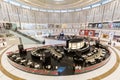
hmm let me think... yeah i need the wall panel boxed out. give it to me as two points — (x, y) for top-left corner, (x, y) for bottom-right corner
(7, 4), (19, 23)
(103, 1), (116, 22)
(79, 10), (87, 23)
(113, 0), (120, 21)
(18, 8), (29, 23)
(72, 12), (80, 23)
(48, 12), (61, 24)
(0, 2), (3, 21)
(1, 2), (9, 22)
(87, 8), (95, 23)
(27, 10), (35, 23)
(0, 1), (119, 24)
(61, 12), (73, 23)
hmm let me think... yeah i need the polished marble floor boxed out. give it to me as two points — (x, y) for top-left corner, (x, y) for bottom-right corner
(0, 38), (120, 80)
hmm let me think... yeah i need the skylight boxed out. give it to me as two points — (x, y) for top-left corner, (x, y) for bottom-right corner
(21, 5), (30, 9)
(9, 1), (21, 6)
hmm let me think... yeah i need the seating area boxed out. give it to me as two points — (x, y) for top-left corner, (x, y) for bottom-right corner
(85, 48), (107, 66)
(50, 46), (64, 61)
(7, 37), (111, 76)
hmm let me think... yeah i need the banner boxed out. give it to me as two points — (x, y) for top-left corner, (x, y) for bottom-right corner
(79, 30), (95, 37)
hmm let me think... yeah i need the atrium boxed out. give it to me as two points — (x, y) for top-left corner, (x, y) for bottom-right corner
(0, 0), (120, 80)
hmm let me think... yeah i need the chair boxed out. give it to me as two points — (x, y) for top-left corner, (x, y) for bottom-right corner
(20, 59), (27, 65)
(34, 63), (40, 69)
(15, 57), (21, 63)
(55, 66), (58, 70)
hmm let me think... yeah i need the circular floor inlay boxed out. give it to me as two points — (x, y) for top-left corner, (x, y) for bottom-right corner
(0, 45), (119, 80)
(7, 43), (111, 76)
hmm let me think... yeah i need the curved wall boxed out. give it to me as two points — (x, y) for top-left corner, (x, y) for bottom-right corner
(0, 0), (119, 24)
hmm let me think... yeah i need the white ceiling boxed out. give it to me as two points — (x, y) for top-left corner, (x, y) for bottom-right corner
(16, 0), (101, 9)
(28, 0), (81, 5)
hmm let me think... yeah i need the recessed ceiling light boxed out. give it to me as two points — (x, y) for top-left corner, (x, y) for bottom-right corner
(54, 0), (64, 1)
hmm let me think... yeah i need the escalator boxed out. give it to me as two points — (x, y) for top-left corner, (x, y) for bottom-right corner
(9, 30), (43, 44)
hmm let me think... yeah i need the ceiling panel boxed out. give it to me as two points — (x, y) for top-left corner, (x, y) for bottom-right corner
(16, 0), (101, 9)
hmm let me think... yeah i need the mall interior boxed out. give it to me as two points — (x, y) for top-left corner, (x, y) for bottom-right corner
(0, 0), (120, 80)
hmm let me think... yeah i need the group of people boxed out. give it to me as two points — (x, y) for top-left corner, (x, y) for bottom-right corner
(108, 40), (116, 46)
(0, 38), (7, 48)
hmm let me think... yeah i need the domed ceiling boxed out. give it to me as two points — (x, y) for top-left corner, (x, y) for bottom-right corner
(16, 0), (101, 9)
